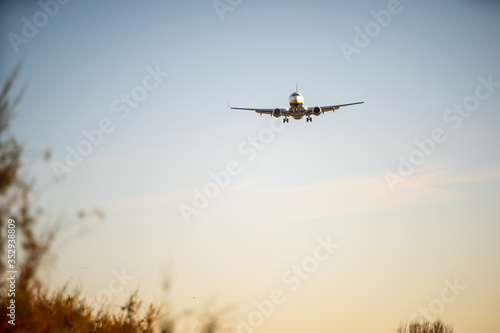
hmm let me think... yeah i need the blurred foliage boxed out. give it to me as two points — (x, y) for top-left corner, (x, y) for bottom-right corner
(396, 319), (454, 333)
(0, 68), (230, 332)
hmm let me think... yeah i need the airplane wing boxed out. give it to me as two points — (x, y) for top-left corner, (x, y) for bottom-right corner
(229, 106), (289, 116)
(313, 100), (366, 113)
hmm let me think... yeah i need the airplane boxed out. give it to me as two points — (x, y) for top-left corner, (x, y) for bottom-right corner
(229, 84), (365, 123)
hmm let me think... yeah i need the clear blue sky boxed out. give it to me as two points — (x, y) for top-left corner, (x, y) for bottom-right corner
(1, 0), (499, 332)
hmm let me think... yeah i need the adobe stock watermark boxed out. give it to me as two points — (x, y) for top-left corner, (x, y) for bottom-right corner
(339, 0), (404, 64)
(51, 64), (168, 180)
(82, 267), (136, 305)
(178, 117), (286, 224)
(385, 74), (499, 192)
(235, 235), (340, 333)
(408, 277), (467, 322)
(7, 0), (71, 54)
(213, 0), (243, 21)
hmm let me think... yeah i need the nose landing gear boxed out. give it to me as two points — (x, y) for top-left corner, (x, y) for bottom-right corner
(306, 116), (312, 122)
(283, 118), (289, 123)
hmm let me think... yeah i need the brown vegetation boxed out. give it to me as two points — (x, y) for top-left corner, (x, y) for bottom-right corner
(396, 319), (454, 333)
(0, 68), (227, 333)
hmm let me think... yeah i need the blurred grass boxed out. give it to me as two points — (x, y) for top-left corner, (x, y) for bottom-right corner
(0, 67), (228, 333)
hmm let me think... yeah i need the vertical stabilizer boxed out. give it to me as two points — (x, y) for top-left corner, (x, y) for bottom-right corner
(296, 83), (299, 92)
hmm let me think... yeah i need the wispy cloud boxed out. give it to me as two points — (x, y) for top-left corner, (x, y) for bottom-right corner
(68, 164), (500, 225)
(207, 166), (500, 222)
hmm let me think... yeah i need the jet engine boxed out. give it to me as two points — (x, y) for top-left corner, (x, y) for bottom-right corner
(273, 108), (281, 118)
(313, 106), (322, 116)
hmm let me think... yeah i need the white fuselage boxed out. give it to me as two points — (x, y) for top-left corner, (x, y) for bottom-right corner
(288, 92), (305, 119)
(289, 92), (304, 107)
